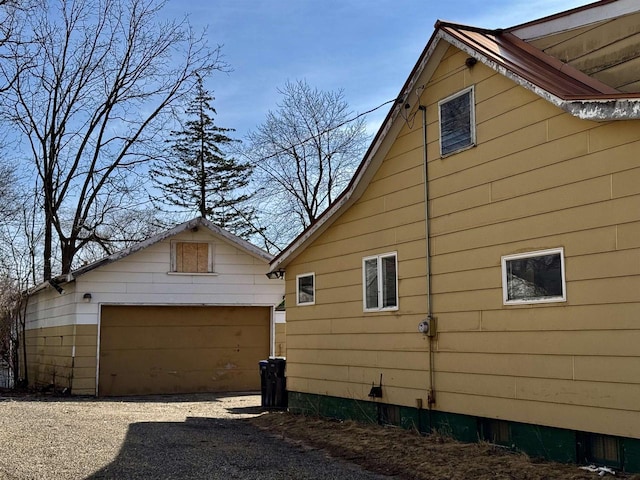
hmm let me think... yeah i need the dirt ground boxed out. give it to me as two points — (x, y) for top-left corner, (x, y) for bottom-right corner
(1, 388), (637, 479)
(251, 411), (640, 480)
(0, 391), (385, 479)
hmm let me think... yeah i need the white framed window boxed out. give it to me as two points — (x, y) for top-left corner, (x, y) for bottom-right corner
(501, 248), (566, 305)
(296, 272), (315, 306)
(170, 241), (215, 273)
(439, 86), (475, 156)
(363, 252), (398, 312)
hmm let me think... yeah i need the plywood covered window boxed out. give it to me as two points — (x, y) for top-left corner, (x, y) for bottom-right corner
(171, 241), (214, 273)
(296, 273), (315, 306)
(439, 86), (475, 156)
(501, 248), (566, 305)
(363, 252), (398, 312)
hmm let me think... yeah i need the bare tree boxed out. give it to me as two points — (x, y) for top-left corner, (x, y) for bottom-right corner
(244, 80), (370, 251)
(0, 0), (225, 279)
(0, 274), (21, 388)
(0, 0), (34, 94)
(0, 190), (44, 387)
(0, 163), (20, 225)
(73, 207), (168, 266)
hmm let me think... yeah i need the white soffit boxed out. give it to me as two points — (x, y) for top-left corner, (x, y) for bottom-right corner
(512, 0), (640, 40)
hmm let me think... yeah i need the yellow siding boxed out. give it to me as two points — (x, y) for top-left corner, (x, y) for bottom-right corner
(24, 324), (97, 395)
(274, 323), (286, 357)
(283, 42), (640, 439)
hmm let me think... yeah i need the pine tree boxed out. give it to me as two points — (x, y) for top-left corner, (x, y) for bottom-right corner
(151, 76), (258, 239)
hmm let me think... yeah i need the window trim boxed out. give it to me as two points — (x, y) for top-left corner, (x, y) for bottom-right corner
(438, 86), (476, 157)
(170, 240), (215, 274)
(296, 272), (315, 306)
(501, 247), (566, 305)
(362, 252), (399, 312)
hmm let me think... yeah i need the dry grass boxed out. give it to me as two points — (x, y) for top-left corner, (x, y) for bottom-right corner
(251, 412), (640, 480)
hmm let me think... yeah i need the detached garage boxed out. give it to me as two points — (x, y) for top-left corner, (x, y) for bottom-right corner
(23, 217), (285, 396)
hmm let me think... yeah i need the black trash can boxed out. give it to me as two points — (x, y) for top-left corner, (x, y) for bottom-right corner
(260, 357), (287, 409)
(268, 357), (287, 409)
(259, 360), (269, 408)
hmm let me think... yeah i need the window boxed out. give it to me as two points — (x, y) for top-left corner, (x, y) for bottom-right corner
(171, 241), (214, 273)
(480, 419), (512, 446)
(439, 87), (475, 156)
(296, 273), (315, 305)
(379, 404), (401, 426)
(363, 252), (398, 311)
(501, 248), (566, 305)
(577, 432), (622, 469)
(588, 434), (622, 467)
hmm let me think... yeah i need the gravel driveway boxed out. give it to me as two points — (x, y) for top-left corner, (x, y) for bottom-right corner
(0, 392), (391, 480)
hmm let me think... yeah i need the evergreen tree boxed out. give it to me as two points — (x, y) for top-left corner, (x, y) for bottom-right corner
(151, 76), (258, 239)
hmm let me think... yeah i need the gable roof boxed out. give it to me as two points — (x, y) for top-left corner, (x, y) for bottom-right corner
(34, 217), (272, 294)
(439, 23), (620, 99)
(269, 0), (640, 273)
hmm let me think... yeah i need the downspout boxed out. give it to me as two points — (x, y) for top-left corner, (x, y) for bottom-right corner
(20, 294), (29, 386)
(419, 104), (437, 425)
(70, 323), (76, 393)
(271, 306), (276, 358)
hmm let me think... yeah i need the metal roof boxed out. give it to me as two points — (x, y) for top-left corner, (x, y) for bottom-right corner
(440, 23), (622, 99)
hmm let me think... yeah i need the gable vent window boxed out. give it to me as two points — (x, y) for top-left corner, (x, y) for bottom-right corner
(439, 86), (475, 156)
(171, 241), (214, 273)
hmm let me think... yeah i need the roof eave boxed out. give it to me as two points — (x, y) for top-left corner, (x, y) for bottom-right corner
(562, 98), (640, 120)
(29, 217), (273, 294)
(510, 0), (639, 41)
(441, 29), (640, 120)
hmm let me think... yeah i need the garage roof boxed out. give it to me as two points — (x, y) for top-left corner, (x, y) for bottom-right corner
(34, 217), (273, 294)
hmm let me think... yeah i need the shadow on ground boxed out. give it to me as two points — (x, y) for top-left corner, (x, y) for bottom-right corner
(85, 416), (386, 480)
(0, 390), (259, 404)
(86, 417), (247, 479)
(225, 405), (264, 415)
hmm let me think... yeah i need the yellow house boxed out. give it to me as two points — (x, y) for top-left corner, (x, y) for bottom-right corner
(269, 0), (640, 471)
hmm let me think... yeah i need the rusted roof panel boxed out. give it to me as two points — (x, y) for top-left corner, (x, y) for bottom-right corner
(440, 22), (627, 100)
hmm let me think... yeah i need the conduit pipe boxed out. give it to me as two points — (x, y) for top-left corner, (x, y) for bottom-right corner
(419, 104), (436, 414)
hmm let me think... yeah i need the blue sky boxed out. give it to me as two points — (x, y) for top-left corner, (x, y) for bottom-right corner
(165, 0), (592, 140)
